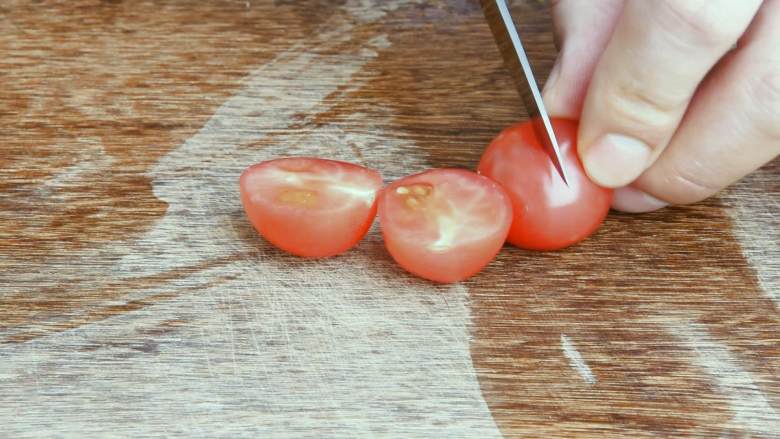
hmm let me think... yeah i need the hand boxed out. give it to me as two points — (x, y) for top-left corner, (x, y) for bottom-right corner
(542, 0), (780, 212)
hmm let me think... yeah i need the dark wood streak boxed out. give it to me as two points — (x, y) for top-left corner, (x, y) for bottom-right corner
(0, 0), (338, 255)
(0, 252), (247, 344)
(0, 0), (343, 332)
(0, 1), (777, 437)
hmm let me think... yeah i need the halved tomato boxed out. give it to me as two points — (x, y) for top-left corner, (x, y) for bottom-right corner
(240, 157), (383, 258)
(379, 169), (513, 283)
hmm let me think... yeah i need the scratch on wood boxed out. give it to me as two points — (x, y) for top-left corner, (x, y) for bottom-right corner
(38, 139), (114, 195)
(560, 334), (596, 385)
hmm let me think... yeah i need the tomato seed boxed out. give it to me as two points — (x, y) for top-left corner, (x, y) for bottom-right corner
(278, 189), (318, 206)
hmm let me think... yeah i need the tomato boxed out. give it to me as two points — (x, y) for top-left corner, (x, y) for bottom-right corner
(240, 157), (383, 258)
(378, 169), (513, 283)
(478, 119), (612, 251)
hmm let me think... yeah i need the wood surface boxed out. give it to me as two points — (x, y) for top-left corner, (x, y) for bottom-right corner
(1, 1), (778, 437)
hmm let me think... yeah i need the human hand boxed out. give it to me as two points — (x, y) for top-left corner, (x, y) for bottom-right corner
(542, 0), (780, 212)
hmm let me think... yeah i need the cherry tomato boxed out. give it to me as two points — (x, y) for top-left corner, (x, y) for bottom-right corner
(379, 169), (513, 283)
(478, 119), (612, 251)
(240, 157), (383, 258)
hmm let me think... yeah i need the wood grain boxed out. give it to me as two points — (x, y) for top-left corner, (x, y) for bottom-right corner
(0, 1), (778, 437)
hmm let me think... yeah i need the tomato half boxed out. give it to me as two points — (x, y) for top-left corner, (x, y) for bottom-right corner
(379, 169), (513, 283)
(240, 157), (383, 258)
(478, 119), (612, 251)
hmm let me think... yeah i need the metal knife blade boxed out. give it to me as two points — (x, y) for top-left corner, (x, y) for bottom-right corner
(480, 0), (570, 185)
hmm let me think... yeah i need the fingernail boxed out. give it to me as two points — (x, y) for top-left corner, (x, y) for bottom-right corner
(611, 186), (668, 213)
(583, 134), (652, 188)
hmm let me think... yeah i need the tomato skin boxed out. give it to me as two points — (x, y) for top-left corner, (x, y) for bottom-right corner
(478, 119), (612, 251)
(379, 169), (513, 283)
(240, 158), (383, 258)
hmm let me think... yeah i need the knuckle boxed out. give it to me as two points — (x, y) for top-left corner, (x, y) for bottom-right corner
(671, 172), (720, 204)
(663, 165), (721, 205)
(603, 78), (684, 135)
(657, 0), (740, 47)
(640, 160), (717, 205)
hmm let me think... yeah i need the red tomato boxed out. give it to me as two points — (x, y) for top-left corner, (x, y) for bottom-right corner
(240, 157), (383, 258)
(478, 119), (612, 250)
(379, 169), (513, 283)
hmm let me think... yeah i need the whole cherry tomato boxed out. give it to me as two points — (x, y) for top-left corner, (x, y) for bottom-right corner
(478, 119), (612, 250)
(240, 157), (383, 258)
(379, 169), (513, 283)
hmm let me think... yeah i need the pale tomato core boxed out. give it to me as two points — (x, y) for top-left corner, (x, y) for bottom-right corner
(240, 157), (383, 258)
(478, 119), (613, 250)
(379, 169), (512, 283)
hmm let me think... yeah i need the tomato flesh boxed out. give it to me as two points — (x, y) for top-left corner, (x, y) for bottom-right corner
(478, 119), (612, 250)
(240, 157), (383, 258)
(379, 169), (512, 283)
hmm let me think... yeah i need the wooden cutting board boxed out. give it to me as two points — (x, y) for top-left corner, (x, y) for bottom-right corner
(1, 1), (778, 437)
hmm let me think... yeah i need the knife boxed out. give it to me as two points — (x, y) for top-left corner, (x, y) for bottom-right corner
(480, 0), (570, 185)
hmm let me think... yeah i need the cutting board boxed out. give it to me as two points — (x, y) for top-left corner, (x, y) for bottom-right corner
(1, 1), (778, 437)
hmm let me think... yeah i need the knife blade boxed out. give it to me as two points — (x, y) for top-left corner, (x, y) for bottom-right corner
(480, 0), (570, 185)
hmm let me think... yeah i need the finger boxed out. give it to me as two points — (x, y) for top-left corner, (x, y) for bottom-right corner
(611, 185), (669, 213)
(632, 0), (780, 205)
(578, 0), (763, 188)
(542, 0), (624, 118)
